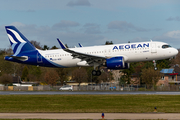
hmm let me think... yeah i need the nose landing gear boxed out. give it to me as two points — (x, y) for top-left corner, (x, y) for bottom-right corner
(153, 60), (158, 70)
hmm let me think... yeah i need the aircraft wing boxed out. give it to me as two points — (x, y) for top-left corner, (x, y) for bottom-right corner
(57, 39), (106, 65)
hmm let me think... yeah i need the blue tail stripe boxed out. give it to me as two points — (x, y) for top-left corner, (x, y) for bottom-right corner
(5, 26), (67, 68)
(11, 43), (17, 50)
(13, 42), (26, 56)
(7, 30), (19, 43)
(7, 30), (21, 53)
(5, 26), (36, 55)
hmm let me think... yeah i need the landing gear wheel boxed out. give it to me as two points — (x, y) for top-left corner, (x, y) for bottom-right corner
(154, 67), (158, 71)
(96, 70), (101, 76)
(153, 60), (158, 71)
(92, 70), (101, 76)
(92, 70), (97, 76)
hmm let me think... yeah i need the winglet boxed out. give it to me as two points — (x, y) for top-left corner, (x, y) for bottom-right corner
(78, 43), (83, 47)
(57, 38), (67, 49)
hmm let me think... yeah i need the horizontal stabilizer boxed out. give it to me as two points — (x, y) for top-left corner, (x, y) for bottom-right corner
(5, 56), (28, 61)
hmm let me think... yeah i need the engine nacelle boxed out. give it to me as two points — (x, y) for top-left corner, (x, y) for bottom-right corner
(106, 57), (129, 69)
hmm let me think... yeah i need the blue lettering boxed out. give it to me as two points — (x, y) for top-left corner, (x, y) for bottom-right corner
(143, 43), (149, 47)
(131, 44), (136, 48)
(137, 44), (142, 48)
(119, 45), (124, 49)
(113, 46), (118, 50)
(125, 45), (130, 49)
(112, 43), (149, 50)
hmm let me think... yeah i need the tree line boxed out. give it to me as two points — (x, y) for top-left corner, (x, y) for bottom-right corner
(0, 40), (179, 86)
(0, 41), (114, 86)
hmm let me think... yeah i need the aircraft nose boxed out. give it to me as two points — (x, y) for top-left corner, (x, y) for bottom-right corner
(173, 48), (178, 56)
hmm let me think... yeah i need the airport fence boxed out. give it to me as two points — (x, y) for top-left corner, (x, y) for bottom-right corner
(0, 84), (180, 91)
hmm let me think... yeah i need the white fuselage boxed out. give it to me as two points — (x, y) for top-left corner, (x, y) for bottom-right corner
(38, 41), (178, 68)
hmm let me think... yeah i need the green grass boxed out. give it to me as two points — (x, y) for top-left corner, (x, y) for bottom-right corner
(0, 95), (180, 113)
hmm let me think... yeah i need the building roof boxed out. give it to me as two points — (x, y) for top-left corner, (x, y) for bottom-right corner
(160, 69), (174, 74)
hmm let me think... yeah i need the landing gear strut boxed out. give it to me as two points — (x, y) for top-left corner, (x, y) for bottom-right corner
(153, 60), (158, 70)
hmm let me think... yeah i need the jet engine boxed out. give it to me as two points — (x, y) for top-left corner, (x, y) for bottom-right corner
(106, 56), (129, 69)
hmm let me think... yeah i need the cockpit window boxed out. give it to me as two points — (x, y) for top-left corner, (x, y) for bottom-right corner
(162, 45), (171, 49)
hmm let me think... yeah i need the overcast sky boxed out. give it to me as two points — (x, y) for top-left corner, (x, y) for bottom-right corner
(0, 0), (180, 49)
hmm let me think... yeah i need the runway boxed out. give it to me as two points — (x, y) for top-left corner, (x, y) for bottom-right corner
(0, 91), (180, 95)
(0, 113), (180, 119)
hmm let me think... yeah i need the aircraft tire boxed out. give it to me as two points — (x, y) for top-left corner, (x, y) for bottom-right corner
(96, 70), (101, 76)
(92, 70), (101, 76)
(154, 67), (158, 71)
(92, 70), (97, 76)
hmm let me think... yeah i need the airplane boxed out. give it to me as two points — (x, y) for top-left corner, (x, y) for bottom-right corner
(4, 26), (178, 76)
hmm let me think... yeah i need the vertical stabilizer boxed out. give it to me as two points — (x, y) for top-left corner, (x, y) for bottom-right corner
(5, 26), (36, 55)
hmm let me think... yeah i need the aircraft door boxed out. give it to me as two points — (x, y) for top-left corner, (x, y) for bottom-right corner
(37, 52), (43, 63)
(151, 43), (157, 53)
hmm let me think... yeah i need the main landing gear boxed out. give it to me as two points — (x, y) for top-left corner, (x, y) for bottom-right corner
(153, 60), (158, 70)
(92, 70), (101, 76)
(92, 63), (102, 76)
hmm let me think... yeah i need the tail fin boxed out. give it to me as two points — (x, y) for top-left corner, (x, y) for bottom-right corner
(5, 26), (36, 55)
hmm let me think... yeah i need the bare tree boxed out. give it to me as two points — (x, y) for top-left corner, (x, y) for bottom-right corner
(141, 67), (161, 88)
(30, 40), (41, 49)
(72, 67), (88, 86)
(56, 68), (68, 85)
(44, 69), (59, 86)
(97, 71), (113, 83)
(0, 74), (13, 86)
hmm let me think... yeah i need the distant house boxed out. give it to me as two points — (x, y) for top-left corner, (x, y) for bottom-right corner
(129, 65), (180, 86)
(157, 65), (180, 86)
(13, 76), (39, 86)
(130, 73), (140, 85)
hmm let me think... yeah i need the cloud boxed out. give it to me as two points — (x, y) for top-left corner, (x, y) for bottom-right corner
(1, 22), (105, 49)
(165, 30), (180, 38)
(166, 16), (180, 21)
(52, 20), (80, 30)
(83, 23), (101, 34)
(67, 0), (91, 7)
(107, 21), (148, 32)
(154, 30), (180, 40)
(153, 30), (180, 48)
(9, 22), (26, 27)
(26, 9), (36, 12)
